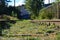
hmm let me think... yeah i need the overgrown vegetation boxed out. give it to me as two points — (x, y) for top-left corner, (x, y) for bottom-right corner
(0, 0), (60, 40)
(56, 32), (60, 40)
(39, 9), (54, 19)
(25, 0), (44, 19)
(1, 20), (60, 40)
(38, 1), (60, 19)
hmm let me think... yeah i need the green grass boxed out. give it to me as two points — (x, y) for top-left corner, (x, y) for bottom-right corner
(1, 20), (60, 40)
(56, 32), (60, 40)
(2, 20), (57, 35)
(1, 36), (41, 40)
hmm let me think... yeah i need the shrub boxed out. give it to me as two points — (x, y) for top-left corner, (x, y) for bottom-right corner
(39, 8), (54, 19)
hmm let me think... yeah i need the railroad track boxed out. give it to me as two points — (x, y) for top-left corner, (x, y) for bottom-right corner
(0, 19), (60, 21)
(30, 20), (60, 25)
(0, 19), (60, 25)
(30, 20), (60, 22)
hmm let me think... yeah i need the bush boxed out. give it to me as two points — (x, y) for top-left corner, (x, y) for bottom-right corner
(39, 12), (53, 19)
(39, 8), (54, 19)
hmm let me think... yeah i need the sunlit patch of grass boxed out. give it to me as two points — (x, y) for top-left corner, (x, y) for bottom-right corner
(56, 32), (60, 40)
(1, 36), (41, 40)
(2, 20), (60, 40)
(3, 14), (19, 20)
(2, 20), (58, 35)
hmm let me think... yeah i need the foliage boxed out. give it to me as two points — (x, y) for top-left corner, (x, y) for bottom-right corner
(56, 32), (60, 40)
(39, 6), (55, 19)
(25, 0), (44, 19)
(38, 1), (60, 19)
(1, 14), (19, 20)
(1, 20), (60, 40)
(2, 20), (58, 35)
(55, 0), (60, 2)
(1, 36), (41, 40)
(0, 0), (18, 17)
(39, 12), (53, 19)
(0, 0), (11, 15)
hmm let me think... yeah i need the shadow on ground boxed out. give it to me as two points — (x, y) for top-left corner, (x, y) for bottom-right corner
(0, 20), (16, 36)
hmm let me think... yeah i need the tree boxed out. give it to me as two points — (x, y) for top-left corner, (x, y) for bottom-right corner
(0, 0), (11, 15)
(25, 0), (44, 19)
(56, 0), (60, 2)
(55, 0), (60, 18)
(0, 0), (11, 36)
(0, 0), (5, 13)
